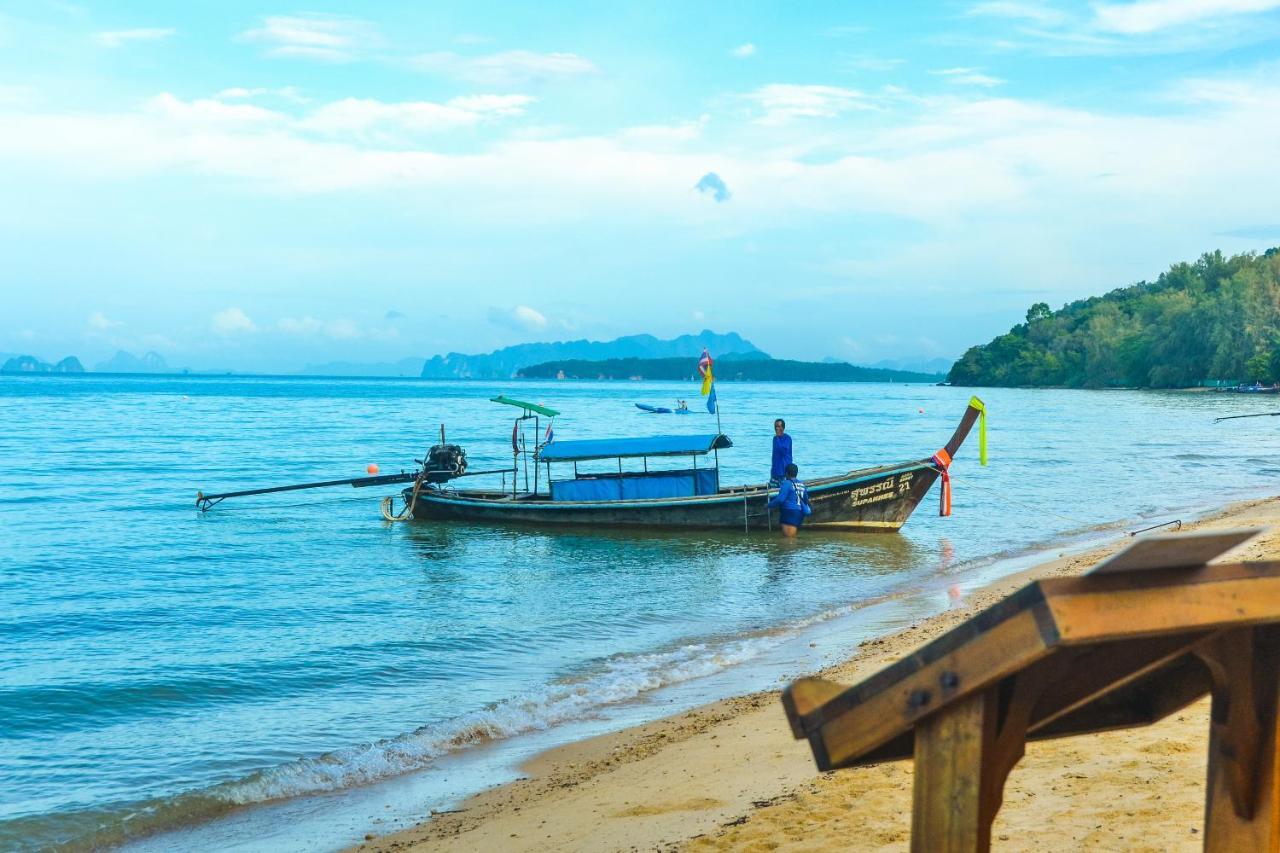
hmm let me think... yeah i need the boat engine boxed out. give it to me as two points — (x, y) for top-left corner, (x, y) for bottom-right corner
(420, 443), (468, 483)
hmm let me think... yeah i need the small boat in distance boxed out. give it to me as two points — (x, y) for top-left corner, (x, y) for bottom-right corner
(636, 402), (693, 414)
(198, 395), (987, 534)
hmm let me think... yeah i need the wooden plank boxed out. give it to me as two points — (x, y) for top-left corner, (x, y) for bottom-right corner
(1045, 566), (1280, 645)
(1204, 628), (1280, 851)
(1031, 653), (1211, 740)
(806, 608), (1052, 770)
(1087, 529), (1262, 575)
(912, 688), (999, 853)
(1027, 632), (1209, 733)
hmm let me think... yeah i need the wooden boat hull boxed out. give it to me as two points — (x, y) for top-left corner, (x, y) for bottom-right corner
(400, 398), (982, 533)
(404, 460), (941, 532)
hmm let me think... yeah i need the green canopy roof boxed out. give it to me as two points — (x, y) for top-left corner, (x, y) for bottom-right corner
(490, 395), (560, 417)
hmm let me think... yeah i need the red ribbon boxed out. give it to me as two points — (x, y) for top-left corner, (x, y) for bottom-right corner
(931, 448), (953, 517)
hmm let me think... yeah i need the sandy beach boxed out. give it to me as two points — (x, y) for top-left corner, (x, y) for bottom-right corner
(352, 496), (1280, 853)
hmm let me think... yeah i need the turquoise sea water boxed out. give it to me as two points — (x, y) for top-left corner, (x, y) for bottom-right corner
(2, 375), (1278, 851)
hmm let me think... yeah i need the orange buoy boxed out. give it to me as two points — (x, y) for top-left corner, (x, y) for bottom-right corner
(367, 463), (380, 475)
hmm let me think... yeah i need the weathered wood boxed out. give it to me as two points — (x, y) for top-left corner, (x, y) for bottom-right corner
(781, 678), (847, 738)
(1203, 628), (1280, 851)
(1041, 562), (1280, 644)
(912, 689), (999, 853)
(784, 547), (1280, 851)
(803, 607), (1053, 770)
(1027, 632), (1209, 733)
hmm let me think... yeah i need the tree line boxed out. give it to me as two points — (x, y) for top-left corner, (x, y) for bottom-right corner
(518, 357), (942, 383)
(948, 248), (1280, 388)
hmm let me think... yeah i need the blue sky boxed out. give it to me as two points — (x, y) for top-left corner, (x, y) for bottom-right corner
(2, 0), (1280, 371)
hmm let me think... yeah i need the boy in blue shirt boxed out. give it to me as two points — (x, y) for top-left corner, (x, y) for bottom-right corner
(770, 419), (792, 487)
(768, 463), (811, 537)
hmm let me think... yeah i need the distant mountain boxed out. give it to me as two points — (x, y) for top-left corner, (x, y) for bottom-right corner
(54, 357), (84, 373)
(2, 354), (85, 373)
(872, 357), (956, 375)
(299, 357), (426, 377)
(95, 350), (169, 373)
(420, 330), (767, 379)
(518, 356), (943, 383)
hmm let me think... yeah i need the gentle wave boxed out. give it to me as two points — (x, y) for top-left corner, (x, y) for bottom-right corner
(12, 630), (787, 851)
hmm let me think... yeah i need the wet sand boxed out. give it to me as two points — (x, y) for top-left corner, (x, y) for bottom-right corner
(353, 497), (1280, 853)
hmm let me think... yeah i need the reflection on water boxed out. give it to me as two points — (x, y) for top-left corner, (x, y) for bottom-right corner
(3, 375), (1279, 851)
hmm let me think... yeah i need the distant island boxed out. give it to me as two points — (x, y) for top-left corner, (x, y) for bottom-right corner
(2, 355), (84, 373)
(518, 356), (942, 383)
(421, 330), (765, 379)
(949, 247), (1280, 389)
(95, 350), (171, 373)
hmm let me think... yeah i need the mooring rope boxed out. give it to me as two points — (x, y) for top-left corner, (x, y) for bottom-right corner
(381, 475), (425, 522)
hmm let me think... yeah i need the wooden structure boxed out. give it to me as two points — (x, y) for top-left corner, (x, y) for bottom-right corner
(783, 529), (1280, 851)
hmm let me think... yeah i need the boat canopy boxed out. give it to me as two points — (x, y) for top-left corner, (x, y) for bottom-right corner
(539, 433), (732, 463)
(491, 395), (561, 417)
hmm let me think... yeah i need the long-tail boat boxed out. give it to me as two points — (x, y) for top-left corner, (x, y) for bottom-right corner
(197, 395), (986, 533)
(391, 396), (988, 532)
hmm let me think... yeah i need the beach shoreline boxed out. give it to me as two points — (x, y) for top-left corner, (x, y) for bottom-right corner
(353, 495), (1280, 853)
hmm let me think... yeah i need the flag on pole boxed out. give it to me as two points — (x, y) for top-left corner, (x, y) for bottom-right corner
(707, 382), (717, 414)
(544, 421), (555, 445)
(697, 348), (714, 396)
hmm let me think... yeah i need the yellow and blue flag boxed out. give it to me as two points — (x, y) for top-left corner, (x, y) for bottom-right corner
(697, 348), (713, 396)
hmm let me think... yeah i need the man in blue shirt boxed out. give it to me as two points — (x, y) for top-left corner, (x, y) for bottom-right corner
(768, 463), (811, 536)
(770, 418), (792, 487)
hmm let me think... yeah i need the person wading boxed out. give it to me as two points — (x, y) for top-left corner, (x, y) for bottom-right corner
(768, 463), (811, 537)
(770, 418), (793, 487)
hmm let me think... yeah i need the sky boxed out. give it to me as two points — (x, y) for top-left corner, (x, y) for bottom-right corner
(2, 0), (1280, 372)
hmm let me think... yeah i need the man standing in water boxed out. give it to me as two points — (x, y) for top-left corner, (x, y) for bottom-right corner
(769, 418), (792, 487)
(768, 463), (811, 537)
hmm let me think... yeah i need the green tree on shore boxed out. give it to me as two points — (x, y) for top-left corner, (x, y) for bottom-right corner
(948, 248), (1280, 388)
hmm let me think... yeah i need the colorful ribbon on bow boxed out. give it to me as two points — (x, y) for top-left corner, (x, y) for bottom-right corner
(931, 447), (953, 517)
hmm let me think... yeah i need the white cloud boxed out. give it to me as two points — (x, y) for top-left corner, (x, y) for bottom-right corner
(746, 84), (871, 124)
(732, 43), (756, 58)
(212, 307), (256, 334)
(87, 311), (121, 330)
(932, 67), (1006, 87)
(278, 316), (323, 334)
(488, 305), (548, 331)
(302, 95), (533, 136)
(409, 50), (597, 85)
(1093, 0), (1280, 34)
(240, 15), (379, 62)
(93, 28), (175, 48)
(967, 1), (1069, 26)
(146, 92), (285, 125)
(216, 86), (306, 102)
(838, 55), (906, 72)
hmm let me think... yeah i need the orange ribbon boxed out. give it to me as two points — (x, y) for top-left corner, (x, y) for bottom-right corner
(931, 448), (953, 517)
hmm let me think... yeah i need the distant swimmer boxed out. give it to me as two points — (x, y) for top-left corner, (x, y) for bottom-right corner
(768, 463), (811, 537)
(769, 418), (792, 487)
(676, 399), (688, 411)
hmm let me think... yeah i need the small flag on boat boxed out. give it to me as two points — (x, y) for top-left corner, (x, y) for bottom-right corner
(707, 382), (717, 414)
(544, 421), (554, 445)
(698, 348), (714, 396)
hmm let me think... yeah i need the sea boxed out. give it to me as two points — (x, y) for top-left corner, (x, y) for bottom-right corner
(2, 375), (1278, 851)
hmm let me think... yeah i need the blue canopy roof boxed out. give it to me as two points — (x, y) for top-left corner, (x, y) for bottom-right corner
(539, 434), (732, 463)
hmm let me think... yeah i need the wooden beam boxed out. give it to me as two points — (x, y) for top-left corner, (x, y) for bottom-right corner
(800, 607), (1052, 770)
(912, 688), (1001, 853)
(1042, 562), (1280, 645)
(1027, 632), (1209, 734)
(1203, 628), (1280, 851)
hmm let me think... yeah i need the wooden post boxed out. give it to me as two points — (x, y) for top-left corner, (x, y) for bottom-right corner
(911, 688), (1001, 853)
(1203, 628), (1280, 851)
